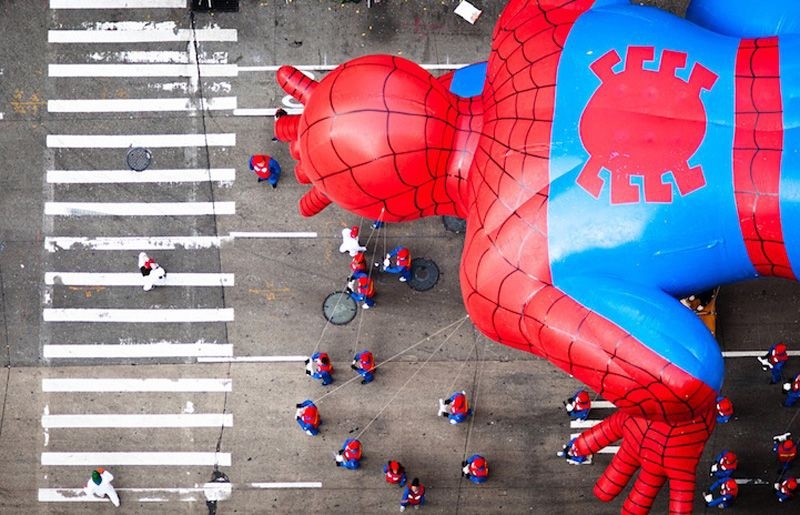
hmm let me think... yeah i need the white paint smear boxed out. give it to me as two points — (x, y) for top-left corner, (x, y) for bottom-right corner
(43, 342), (233, 359)
(42, 378), (232, 392)
(50, 28), (236, 43)
(44, 202), (235, 216)
(51, 0), (186, 8)
(42, 308), (235, 323)
(49, 64), (237, 77)
(45, 273), (234, 287)
(46, 133), (235, 148)
(47, 168), (235, 183)
(41, 452), (231, 466)
(49, 97), (236, 113)
(42, 413), (232, 428)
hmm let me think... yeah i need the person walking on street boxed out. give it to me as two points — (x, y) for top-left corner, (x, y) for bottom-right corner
(249, 154), (282, 189)
(85, 468), (120, 507)
(400, 477), (425, 511)
(138, 252), (166, 292)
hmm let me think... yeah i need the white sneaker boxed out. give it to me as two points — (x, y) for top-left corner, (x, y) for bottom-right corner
(399, 277), (407, 282)
(143, 285), (153, 291)
(437, 399), (447, 417)
(362, 303), (370, 310)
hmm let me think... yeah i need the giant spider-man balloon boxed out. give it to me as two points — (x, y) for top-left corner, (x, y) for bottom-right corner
(275, 0), (800, 512)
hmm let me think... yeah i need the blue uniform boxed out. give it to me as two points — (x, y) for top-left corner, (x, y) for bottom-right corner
(307, 352), (333, 385)
(352, 350), (375, 384)
(295, 400), (320, 436)
(336, 438), (362, 470)
(443, 391), (472, 424)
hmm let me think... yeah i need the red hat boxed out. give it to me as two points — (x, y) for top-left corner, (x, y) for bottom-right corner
(716, 397), (733, 415)
(721, 478), (738, 496)
(398, 248), (410, 259)
(358, 276), (370, 287)
(251, 155), (268, 167)
(722, 451), (737, 468)
(775, 343), (788, 354)
(473, 456), (486, 468)
(785, 477), (798, 490)
(576, 390), (591, 404)
(350, 226), (359, 238)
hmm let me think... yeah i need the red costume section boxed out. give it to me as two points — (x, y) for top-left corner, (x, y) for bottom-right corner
(733, 37), (793, 279)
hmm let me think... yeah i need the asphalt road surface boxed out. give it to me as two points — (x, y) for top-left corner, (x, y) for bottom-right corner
(1, 0), (799, 513)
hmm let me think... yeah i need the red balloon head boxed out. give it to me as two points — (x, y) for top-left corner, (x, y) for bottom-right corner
(276, 56), (476, 221)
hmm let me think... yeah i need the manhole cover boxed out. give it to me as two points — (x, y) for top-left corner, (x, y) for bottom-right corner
(322, 291), (358, 325)
(126, 147), (152, 172)
(408, 258), (440, 291)
(442, 216), (467, 233)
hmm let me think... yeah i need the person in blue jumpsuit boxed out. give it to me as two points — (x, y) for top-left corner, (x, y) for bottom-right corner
(400, 478), (425, 511)
(335, 438), (362, 470)
(305, 352), (334, 385)
(351, 349), (375, 384)
(382, 246), (412, 282)
(784, 373), (800, 407)
(248, 154), (282, 188)
(462, 454), (489, 484)
(438, 391), (472, 424)
(709, 450), (737, 479)
(758, 342), (789, 384)
(703, 478), (738, 509)
(347, 271), (375, 309)
(295, 400), (320, 436)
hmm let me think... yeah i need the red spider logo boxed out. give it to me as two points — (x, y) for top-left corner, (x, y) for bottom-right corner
(577, 46), (718, 204)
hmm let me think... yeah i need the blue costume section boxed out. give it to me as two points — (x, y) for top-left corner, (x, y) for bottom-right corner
(687, 0), (800, 37)
(547, 4), (751, 391)
(449, 62), (487, 98)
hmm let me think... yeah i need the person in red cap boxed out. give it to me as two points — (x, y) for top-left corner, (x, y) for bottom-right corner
(248, 154), (282, 188)
(774, 433), (797, 474)
(351, 349), (376, 384)
(703, 477), (738, 509)
(716, 396), (733, 423)
(564, 389), (592, 421)
(347, 271), (375, 309)
(384, 460), (407, 486)
(350, 252), (367, 277)
(438, 391), (472, 424)
(784, 373), (800, 407)
(776, 476), (798, 502)
(335, 438), (363, 470)
(340, 226), (367, 256)
(400, 478), (425, 511)
(84, 467), (120, 507)
(382, 246), (412, 282)
(462, 454), (489, 484)
(305, 352), (334, 386)
(295, 400), (321, 436)
(709, 450), (737, 479)
(759, 342), (789, 384)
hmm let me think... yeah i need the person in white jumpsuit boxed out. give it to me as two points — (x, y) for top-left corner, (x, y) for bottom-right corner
(85, 468), (120, 507)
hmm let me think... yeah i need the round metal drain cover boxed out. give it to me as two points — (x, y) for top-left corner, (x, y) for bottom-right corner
(126, 147), (152, 172)
(408, 258), (440, 291)
(322, 291), (358, 325)
(442, 216), (467, 234)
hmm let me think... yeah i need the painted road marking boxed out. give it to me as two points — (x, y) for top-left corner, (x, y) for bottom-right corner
(569, 434), (619, 454)
(51, 0), (186, 7)
(46, 133), (235, 148)
(238, 63), (469, 72)
(197, 355), (307, 363)
(44, 202), (236, 216)
(49, 28), (237, 43)
(44, 232), (318, 251)
(39, 482), (321, 502)
(43, 343), (233, 359)
(570, 419), (601, 429)
(48, 97), (236, 113)
(42, 413), (232, 428)
(45, 272), (234, 287)
(41, 452), (231, 466)
(591, 401), (615, 409)
(47, 168), (235, 184)
(49, 63), (237, 77)
(43, 308), (235, 323)
(42, 378), (232, 392)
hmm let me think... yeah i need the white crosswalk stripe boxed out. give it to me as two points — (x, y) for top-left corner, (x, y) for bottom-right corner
(42, 2), (239, 505)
